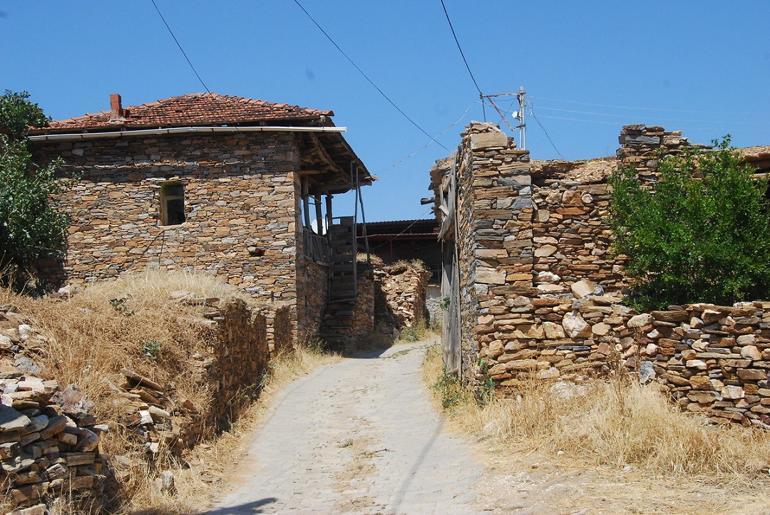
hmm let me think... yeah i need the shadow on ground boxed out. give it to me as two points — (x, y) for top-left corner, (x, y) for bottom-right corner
(203, 497), (278, 514)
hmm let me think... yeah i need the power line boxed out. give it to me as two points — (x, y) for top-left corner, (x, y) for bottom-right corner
(292, 0), (448, 151)
(529, 107), (563, 158)
(439, 0), (486, 120)
(529, 95), (741, 116)
(535, 104), (751, 127)
(383, 102), (475, 172)
(150, 0), (210, 93)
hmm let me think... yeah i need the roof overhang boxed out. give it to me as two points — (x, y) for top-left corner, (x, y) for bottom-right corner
(28, 124), (373, 195)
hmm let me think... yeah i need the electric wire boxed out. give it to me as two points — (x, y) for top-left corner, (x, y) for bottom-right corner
(529, 95), (739, 116)
(382, 102), (476, 172)
(529, 106), (563, 158)
(439, 0), (484, 99)
(292, 0), (448, 151)
(535, 105), (748, 126)
(150, 0), (211, 93)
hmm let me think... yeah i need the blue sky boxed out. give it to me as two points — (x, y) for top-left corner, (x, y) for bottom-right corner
(2, 1), (769, 221)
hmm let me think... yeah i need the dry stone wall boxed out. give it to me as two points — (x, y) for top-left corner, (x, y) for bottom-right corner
(629, 303), (770, 429)
(449, 124), (534, 382)
(531, 174), (626, 294)
(372, 260), (431, 334)
(296, 259), (329, 341)
(617, 124), (696, 183)
(349, 267), (375, 340)
(438, 124), (733, 380)
(0, 293), (276, 513)
(435, 121), (770, 428)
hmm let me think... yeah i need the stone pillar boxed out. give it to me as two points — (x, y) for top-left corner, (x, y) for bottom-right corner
(454, 123), (534, 384)
(617, 124), (692, 183)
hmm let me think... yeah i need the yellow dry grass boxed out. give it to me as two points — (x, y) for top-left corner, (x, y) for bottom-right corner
(0, 270), (335, 513)
(423, 343), (770, 488)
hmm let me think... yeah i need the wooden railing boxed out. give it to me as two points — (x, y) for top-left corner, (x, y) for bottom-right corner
(303, 228), (330, 265)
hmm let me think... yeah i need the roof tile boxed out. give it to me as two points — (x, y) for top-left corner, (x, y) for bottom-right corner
(31, 93), (333, 134)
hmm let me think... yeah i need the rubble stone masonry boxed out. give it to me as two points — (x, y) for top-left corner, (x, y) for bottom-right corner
(439, 122), (770, 427)
(450, 124), (534, 381)
(32, 133), (300, 303)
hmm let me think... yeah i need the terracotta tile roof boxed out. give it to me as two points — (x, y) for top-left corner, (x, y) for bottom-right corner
(30, 93), (333, 134)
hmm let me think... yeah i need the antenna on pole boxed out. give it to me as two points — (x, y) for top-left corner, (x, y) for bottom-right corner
(515, 86), (527, 150)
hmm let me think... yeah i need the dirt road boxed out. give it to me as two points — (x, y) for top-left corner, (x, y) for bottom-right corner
(208, 340), (483, 514)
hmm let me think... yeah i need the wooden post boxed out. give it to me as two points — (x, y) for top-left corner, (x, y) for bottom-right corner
(356, 167), (370, 265)
(325, 194), (333, 242)
(314, 194), (323, 235)
(302, 178), (311, 229)
(351, 163), (358, 298)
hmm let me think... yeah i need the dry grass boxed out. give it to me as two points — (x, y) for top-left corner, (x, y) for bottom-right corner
(0, 270), (335, 513)
(423, 343), (770, 481)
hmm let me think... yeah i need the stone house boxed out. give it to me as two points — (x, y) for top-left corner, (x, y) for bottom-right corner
(29, 92), (372, 339)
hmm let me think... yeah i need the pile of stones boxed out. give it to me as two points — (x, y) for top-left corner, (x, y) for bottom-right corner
(1, 305), (107, 514)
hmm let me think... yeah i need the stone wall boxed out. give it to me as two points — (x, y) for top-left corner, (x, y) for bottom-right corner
(449, 124), (534, 383)
(435, 123), (708, 385)
(617, 124), (695, 183)
(349, 267), (375, 340)
(296, 258), (329, 340)
(628, 303), (770, 429)
(372, 259), (431, 334)
(31, 133), (300, 305)
(434, 121), (770, 428)
(531, 170), (626, 294)
(1, 293), (276, 512)
(209, 299), (270, 425)
(271, 305), (294, 353)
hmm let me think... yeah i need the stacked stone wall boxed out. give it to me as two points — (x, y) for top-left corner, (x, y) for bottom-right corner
(1, 293), (278, 512)
(532, 181), (626, 294)
(436, 122), (770, 428)
(629, 303), (770, 429)
(440, 123), (699, 383)
(349, 267), (375, 339)
(617, 124), (696, 182)
(372, 259), (431, 334)
(451, 124), (534, 383)
(296, 259), (329, 340)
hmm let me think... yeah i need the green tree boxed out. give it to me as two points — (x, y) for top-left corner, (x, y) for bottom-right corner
(609, 138), (770, 310)
(0, 90), (70, 290)
(0, 90), (49, 140)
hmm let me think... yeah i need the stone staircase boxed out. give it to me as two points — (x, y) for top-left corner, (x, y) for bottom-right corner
(319, 217), (357, 349)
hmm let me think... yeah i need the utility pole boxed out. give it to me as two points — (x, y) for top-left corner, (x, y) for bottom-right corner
(515, 86), (527, 150)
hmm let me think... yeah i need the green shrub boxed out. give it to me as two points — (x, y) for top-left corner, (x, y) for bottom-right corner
(609, 138), (770, 310)
(141, 339), (162, 361)
(0, 91), (70, 291)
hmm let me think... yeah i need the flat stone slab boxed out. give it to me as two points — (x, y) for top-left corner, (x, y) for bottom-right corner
(0, 405), (31, 433)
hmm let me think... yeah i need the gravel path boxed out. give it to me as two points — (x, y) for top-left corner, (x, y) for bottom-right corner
(208, 340), (483, 514)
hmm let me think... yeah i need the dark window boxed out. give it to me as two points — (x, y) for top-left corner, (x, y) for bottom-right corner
(160, 182), (185, 226)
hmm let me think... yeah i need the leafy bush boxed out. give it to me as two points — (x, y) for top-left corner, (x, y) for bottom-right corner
(141, 339), (162, 361)
(0, 91), (70, 290)
(0, 90), (48, 140)
(609, 138), (770, 309)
